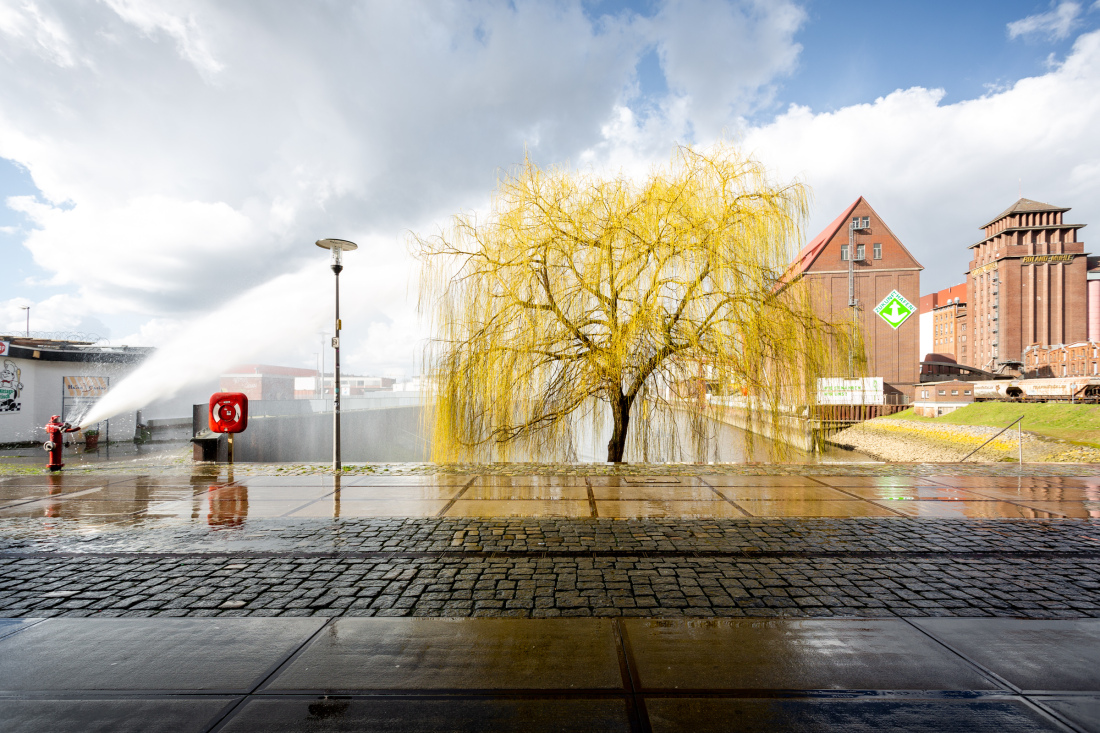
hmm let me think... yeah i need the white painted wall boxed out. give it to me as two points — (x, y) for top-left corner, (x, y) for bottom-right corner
(0, 356), (141, 445)
(919, 310), (933, 360)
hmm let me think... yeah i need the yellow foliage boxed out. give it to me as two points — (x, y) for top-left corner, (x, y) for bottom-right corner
(415, 144), (864, 462)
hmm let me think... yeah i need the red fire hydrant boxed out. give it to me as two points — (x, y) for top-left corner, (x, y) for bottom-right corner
(44, 415), (79, 472)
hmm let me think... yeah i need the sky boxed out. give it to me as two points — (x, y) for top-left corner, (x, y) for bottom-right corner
(2, 0), (1100, 384)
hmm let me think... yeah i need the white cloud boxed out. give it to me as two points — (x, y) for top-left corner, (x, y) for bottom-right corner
(103, 0), (224, 77)
(1008, 1), (1082, 42)
(651, 0), (805, 135)
(740, 29), (1100, 291)
(6, 0), (1099, 396)
(0, 0), (806, 377)
(0, 0), (77, 67)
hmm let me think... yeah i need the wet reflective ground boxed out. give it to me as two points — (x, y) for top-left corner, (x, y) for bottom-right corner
(2, 471), (1099, 524)
(2, 465), (1098, 730)
(0, 616), (1097, 731)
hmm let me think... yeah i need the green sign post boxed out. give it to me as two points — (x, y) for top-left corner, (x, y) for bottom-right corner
(874, 289), (915, 329)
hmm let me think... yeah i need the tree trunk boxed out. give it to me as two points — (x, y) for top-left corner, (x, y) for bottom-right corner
(606, 389), (631, 463)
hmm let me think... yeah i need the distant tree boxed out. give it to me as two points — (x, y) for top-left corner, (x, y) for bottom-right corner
(415, 144), (861, 463)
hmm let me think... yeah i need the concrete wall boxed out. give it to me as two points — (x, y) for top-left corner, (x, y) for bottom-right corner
(216, 406), (429, 462)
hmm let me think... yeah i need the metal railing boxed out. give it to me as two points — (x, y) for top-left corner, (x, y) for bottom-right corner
(960, 415), (1024, 463)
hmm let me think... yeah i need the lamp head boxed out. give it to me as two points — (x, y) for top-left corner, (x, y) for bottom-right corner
(316, 238), (358, 267)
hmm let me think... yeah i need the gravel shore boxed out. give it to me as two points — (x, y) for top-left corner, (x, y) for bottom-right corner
(828, 418), (1100, 463)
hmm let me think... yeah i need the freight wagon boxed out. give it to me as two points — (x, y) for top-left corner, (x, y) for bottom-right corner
(972, 377), (1100, 403)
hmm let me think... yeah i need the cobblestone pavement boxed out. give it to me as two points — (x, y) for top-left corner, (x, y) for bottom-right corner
(2, 517), (1099, 620)
(4, 467), (1099, 620)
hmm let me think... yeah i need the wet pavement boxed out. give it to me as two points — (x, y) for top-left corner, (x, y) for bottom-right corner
(1, 464), (1098, 729)
(0, 616), (1097, 731)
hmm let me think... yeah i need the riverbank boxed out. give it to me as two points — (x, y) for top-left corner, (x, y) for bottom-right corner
(892, 402), (1100, 446)
(829, 415), (1100, 463)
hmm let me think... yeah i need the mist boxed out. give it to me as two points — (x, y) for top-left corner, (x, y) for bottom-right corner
(77, 269), (330, 428)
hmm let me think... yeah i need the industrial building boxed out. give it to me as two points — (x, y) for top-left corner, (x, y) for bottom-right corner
(919, 284), (968, 364)
(966, 198), (1091, 372)
(789, 197), (923, 395)
(1025, 342), (1100, 378)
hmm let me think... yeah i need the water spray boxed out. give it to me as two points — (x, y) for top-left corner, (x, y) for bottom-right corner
(76, 269), (329, 429)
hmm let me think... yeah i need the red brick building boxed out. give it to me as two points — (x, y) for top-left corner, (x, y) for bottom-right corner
(919, 284), (967, 363)
(788, 197), (923, 392)
(967, 199), (1089, 372)
(220, 364), (318, 401)
(1024, 341), (1100, 378)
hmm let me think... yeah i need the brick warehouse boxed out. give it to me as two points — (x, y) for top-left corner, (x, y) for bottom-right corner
(966, 198), (1089, 371)
(919, 284), (968, 363)
(788, 197), (923, 393)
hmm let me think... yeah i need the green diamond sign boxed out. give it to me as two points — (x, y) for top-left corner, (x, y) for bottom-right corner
(874, 289), (915, 329)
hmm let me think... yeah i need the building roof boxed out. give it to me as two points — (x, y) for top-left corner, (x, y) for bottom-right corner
(784, 199), (860, 282)
(784, 196), (922, 281)
(0, 338), (153, 364)
(980, 198), (1069, 229)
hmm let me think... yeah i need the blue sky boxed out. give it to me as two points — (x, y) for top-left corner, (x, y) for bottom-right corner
(2, 0), (1099, 376)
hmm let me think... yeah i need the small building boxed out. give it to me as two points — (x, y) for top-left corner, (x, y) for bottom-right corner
(912, 380), (975, 417)
(1024, 342), (1100, 378)
(0, 337), (152, 446)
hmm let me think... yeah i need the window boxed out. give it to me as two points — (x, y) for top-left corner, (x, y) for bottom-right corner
(951, 390), (958, 395)
(964, 390), (971, 395)
(873, 243), (881, 259)
(856, 244), (865, 260)
(861, 216), (869, 228)
(938, 390), (946, 396)
(840, 244), (848, 261)
(921, 390), (929, 399)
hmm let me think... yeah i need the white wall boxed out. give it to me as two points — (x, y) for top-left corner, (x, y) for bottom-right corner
(919, 311), (933, 360)
(0, 356), (140, 445)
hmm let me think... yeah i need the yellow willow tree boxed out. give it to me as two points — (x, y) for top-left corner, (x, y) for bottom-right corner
(415, 144), (863, 463)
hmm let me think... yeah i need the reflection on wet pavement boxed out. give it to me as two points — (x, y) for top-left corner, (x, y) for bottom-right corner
(872, 500), (1065, 519)
(2, 471), (1100, 524)
(2, 616), (1091, 731)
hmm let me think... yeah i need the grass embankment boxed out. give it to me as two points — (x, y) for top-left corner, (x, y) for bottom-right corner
(892, 402), (1100, 447)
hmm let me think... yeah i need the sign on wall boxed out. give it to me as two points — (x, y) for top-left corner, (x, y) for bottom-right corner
(817, 377), (884, 405)
(62, 376), (110, 432)
(874, 289), (915, 330)
(0, 358), (22, 413)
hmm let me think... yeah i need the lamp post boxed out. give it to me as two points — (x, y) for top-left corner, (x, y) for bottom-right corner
(315, 238), (358, 471)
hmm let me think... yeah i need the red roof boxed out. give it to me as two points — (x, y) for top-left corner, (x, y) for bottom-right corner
(782, 197), (861, 283)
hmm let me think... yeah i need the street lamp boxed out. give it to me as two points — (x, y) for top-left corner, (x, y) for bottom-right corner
(315, 238), (358, 471)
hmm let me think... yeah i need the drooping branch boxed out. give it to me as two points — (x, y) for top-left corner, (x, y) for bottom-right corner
(414, 143), (865, 463)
